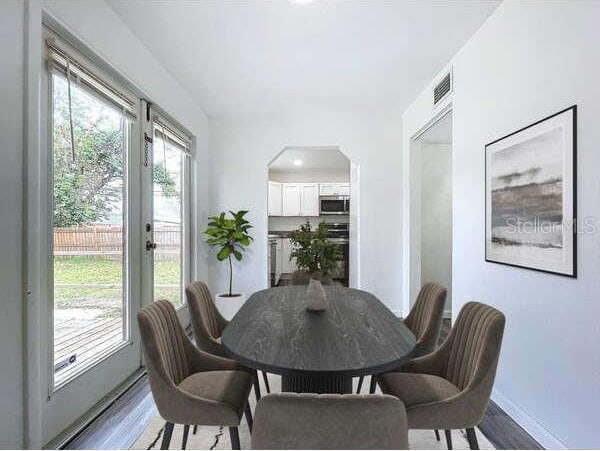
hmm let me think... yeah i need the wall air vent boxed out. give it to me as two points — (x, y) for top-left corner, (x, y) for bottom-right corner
(433, 72), (452, 106)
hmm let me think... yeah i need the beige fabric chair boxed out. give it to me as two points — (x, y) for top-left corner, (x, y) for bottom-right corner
(186, 281), (270, 398)
(404, 282), (447, 357)
(358, 282), (447, 394)
(185, 281), (228, 356)
(378, 302), (505, 450)
(251, 393), (409, 450)
(138, 300), (254, 449)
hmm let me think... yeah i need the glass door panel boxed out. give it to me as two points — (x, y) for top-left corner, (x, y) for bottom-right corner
(151, 124), (188, 307)
(51, 72), (129, 387)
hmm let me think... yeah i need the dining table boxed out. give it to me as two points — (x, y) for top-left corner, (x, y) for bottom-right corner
(221, 285), (416, 394)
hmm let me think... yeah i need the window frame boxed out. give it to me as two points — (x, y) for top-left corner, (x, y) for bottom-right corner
(148, 110), (194, 310)
(44, 26), (141, 392)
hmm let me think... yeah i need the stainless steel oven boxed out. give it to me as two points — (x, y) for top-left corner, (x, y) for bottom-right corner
(324, 222), (350, 286)
(319, 195), (349, 215)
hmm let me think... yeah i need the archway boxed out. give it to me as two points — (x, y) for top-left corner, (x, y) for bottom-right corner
(265, 146), (359, 288)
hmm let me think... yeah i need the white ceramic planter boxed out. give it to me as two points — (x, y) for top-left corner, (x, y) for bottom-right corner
(215, 293), (246, 321)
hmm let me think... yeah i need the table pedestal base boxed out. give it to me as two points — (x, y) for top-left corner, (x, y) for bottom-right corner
(281, 373), (353, 394)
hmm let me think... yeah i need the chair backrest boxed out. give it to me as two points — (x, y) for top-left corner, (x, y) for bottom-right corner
(404, 282), (447, 357)
(185, 281), (226, 354)
(251, 393), (409, 450)
(137, 300), (190, 387)
(442, 301), (505, 391)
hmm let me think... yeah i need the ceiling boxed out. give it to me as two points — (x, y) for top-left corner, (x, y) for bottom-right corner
(269, 147), (350, 172)
(108, 0), (499, 116)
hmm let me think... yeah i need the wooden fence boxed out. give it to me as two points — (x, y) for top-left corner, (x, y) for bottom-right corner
(53, 225), (181, 261)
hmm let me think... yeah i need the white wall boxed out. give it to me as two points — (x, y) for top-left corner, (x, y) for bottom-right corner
(403, 1), (600, 448)
(269, 168), (350, 183)
(420, 142), (452, 313)
(209, 105), (404, 312)
(0, 0), (210, 447)
(0, 1), (25, 447)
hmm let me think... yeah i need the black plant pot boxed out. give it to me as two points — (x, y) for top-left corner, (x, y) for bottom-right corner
(291, 270), (333, 286)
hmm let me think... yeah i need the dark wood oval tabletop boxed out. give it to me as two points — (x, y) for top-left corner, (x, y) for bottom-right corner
(221, 285), (416, 394)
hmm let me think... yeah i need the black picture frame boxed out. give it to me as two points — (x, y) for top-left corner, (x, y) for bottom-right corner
(484, 105), (577, 277)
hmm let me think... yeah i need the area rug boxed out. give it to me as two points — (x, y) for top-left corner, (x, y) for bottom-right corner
(132, 375), (494, 450)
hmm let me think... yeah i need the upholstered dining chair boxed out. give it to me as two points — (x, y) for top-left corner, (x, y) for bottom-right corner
(138, 300), (254, 450)
(251, 393), (409, 450)
(377, 301), (505, 450)
(357, 282), (447, 394)
(185, 281), (270, 399)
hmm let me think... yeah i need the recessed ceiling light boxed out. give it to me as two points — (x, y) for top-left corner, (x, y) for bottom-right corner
(293, 159), (303, 166)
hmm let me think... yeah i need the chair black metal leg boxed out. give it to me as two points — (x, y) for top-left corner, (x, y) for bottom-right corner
(369, 375), (377, 394)
(181, 424), (190, 450)
(229, 426), (241, 450)
(435, 430), (441, 441)
(261, 371), (271, 393)
(253, 370), (261, 402)
(245, 403), (253, 433)
(444, 429), (453, 450)
(193, 425), (198, 434)
(466, 428), (479, 450)
(356, 376), (364, 393)
(161, 422), (174, 450)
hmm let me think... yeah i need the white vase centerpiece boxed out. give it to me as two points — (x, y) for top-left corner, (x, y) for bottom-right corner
(306, 278), (327, 312)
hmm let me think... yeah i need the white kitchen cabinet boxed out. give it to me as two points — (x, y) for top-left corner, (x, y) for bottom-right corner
(268, 181), (283, 216)
(300, 184), (320, 216)
(281, 183), (319, 216)
(282, 184), (302, 216)
(337, 183), (350, 196)
(281, 238), (297, 273)
(319, 183), (336, 196)
(319, 183), (350, 196)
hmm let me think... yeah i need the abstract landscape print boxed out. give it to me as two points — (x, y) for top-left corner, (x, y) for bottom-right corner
(485, 106), (576, 276)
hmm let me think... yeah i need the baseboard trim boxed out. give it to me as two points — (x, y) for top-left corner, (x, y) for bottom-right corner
(491, 388), (567, 450)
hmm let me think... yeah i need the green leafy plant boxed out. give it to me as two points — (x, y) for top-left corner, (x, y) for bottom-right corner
(52, 75), (175, 227)
(204, 210), (253, 297)
(289, 221), (342, 277)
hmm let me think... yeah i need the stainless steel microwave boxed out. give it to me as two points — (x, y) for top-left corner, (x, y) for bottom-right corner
(319, 196), (350, 215)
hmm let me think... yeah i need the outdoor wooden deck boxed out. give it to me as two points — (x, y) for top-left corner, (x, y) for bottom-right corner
(54, 315), (124, 385)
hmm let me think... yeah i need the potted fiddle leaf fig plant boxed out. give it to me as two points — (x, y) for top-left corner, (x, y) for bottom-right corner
(289, 220), (342, 286)
(204, 210), (253, 319)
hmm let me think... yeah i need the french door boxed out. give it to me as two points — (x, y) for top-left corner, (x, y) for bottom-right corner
(141, 102), (192, 315)
(40, 29), (192, 444)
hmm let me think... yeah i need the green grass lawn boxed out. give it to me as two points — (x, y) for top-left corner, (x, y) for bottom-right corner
(54, 257), (182, 306)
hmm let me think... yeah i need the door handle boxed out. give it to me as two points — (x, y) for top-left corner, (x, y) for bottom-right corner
(146, 240), (157, 251)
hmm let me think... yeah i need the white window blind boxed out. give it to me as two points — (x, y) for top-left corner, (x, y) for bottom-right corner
(153, 116), (192, 156)
(47, 41), (137, 119)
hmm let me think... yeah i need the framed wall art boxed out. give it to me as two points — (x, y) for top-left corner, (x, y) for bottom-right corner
(485, 105), (577, 277)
